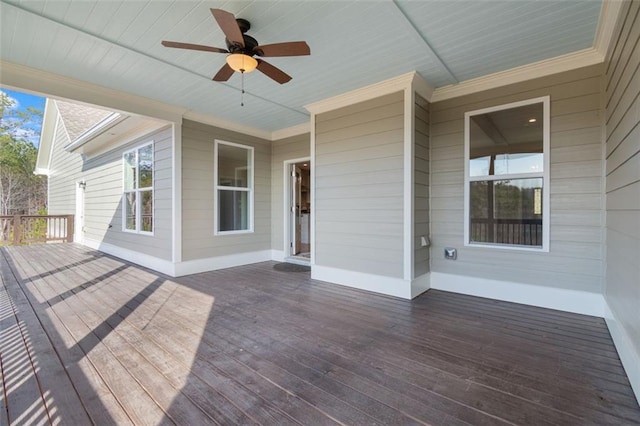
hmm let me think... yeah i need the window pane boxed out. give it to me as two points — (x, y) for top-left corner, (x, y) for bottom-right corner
(218, 190), (249, 232)
(470, 178), (543, 247)
(139, 145), (153, 188)
(141, 190), (153, 232)
(218, 143), (251, 187)
(125, 192), (136, 230)
(469, 102), (543, 177)
(124, 151), (136, 190)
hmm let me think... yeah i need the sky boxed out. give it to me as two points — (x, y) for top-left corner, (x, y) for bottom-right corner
(1, 87), (46, 147)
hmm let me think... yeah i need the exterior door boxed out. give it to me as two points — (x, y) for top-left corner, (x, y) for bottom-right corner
(289, 165), (302, 256)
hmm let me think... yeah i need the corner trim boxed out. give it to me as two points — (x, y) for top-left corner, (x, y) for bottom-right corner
(605, 302), (640, 404)
(311, 265), (413, 299)
(430, 48), (604, 103)
(411, 273), (430, 298)
(430, 272), (605, 317)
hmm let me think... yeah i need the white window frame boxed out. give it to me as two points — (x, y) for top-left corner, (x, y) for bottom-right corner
(122, 141), (154, 235)
(214, 140), (254, 235)
(463, 96), (550, 252)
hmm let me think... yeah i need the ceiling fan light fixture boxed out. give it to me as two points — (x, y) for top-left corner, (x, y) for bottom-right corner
(226, 53), (258, 73)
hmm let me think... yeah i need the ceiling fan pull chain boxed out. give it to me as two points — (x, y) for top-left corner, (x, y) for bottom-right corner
(241, 71), (245, 107)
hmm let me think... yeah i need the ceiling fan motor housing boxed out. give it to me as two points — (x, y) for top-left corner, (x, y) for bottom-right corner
(226, 34), (259, 55)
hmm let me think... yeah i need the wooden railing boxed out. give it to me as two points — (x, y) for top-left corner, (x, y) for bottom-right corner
(0, 215), (74, 246)
(471, 218), (542, 246)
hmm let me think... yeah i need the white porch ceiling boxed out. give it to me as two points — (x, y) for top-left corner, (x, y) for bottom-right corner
(0, 0), (602, 133)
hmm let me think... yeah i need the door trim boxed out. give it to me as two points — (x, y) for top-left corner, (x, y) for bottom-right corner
(283, 157), (310, 262)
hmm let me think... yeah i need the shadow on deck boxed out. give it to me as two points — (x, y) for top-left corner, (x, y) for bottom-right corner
(1, 243), (639, 425)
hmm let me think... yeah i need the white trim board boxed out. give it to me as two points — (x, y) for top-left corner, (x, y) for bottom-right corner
(305, 71), (433, 116)
(605, 302), (640, 404)
(174, 250), (273, 277)
(82, 238), (175, 276)
(430, 272), (605, 317)
(312, 265), (429, 300)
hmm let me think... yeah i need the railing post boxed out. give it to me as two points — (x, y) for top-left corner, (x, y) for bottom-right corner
(13, 215), (21, 246)
(66, 215), (74, 243)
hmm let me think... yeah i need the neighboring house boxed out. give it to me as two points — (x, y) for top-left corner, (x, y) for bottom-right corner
(31, 4), (638, 403)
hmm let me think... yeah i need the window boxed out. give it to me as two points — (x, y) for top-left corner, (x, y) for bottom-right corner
(123, 142), (153, 234)
(214, 140), (254, 234)
(464, 96), (549, 250)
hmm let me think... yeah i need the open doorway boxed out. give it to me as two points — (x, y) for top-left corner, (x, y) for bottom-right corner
(286, 159), (311, 263)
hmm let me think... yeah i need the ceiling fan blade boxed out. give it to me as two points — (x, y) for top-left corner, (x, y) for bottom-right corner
(211, 8), (244, 48)
(254, 41), (310, 57)
(161, 41), (228, 54)
(213, 63), (235, 81)
(256, 59), (292, 84)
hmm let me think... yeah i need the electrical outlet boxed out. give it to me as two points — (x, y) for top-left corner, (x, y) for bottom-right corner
(444, 247), (457, 260)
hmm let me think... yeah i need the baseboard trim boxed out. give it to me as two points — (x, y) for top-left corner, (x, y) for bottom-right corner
(271, 250), (286, 262)
(411, 273), (430, 298)
(430, 272), (605, 317)
(82, 238), (175, 276)
(312, 265), (413, 299)
(174, 250), (273, 276)
(605, 302), (640, 404)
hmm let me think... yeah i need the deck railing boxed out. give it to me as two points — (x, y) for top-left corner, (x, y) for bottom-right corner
(471, 218), (542, 246)
(0, 215), (74, 246)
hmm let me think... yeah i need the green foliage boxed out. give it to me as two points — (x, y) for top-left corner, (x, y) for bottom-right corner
(0, 91), (47, 215)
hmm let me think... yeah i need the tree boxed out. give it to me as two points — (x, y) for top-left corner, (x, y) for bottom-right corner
(0, 91), (47, 215)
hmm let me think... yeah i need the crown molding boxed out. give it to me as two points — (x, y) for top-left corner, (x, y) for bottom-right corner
(305, 71), (418, 115)
(182, 110), (271, 140)
(594, 0), (625, 57)
(271, 122), (310, 141)
(430, 47), (604, 103)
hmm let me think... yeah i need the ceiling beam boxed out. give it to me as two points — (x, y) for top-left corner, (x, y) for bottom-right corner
(391, 0), (459, 84)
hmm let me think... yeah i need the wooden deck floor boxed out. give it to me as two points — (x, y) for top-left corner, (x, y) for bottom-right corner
(1, 244), (639, 425)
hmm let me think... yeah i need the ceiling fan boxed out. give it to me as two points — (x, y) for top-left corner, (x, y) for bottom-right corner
(162, 8), (310, 84)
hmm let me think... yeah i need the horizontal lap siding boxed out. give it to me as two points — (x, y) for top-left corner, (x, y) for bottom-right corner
(604, 2), (640, 363)
(315, 92), (404, 278)
(47, 113), (173, 261)
(48, 115), (81, 215)
(270, 134), (310, 252)
(415, 95), (430, 277)
(430, 64), (604, 293)
(82, 127), (173, 261)
(181, 120), (271, 260)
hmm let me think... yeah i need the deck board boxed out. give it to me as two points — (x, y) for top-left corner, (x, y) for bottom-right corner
(1, 244), (639, 425)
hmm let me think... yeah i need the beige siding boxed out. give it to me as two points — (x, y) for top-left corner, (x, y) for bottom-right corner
(47, 117), (174, 261)
(604, 2), (640, 368)
(414, 94), (430, 277)
(430, 64), (604, 292)
(270, 133), (310, 252)
(315, 92), (404, 278)
(181, 119), (271, 260)
(82, 127), (173, 261)
(47, 115), (82, 215)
